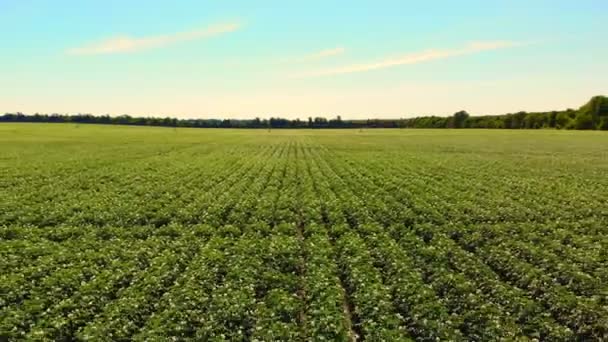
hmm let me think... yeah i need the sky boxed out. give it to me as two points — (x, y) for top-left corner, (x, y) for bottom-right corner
(1, 0), (607, 119)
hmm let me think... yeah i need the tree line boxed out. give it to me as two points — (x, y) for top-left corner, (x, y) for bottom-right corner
(2, 96), (606, 130)
(402, 96), (608, 130)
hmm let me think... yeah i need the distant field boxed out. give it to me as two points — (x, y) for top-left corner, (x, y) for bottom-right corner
(1, 123), (607, 340)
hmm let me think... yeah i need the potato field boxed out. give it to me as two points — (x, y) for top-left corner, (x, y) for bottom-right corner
(1, 123), (607, 341)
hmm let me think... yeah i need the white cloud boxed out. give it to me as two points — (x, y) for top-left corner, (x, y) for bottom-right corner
(300, 47), (345, 61)
(277, 47), (345, 64)
(296, 41), (521, 78)
(67, 22), (242, 55)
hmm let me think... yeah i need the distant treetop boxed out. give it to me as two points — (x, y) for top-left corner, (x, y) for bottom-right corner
(2, 96), (606, 130)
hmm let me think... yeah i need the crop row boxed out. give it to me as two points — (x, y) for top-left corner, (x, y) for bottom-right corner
(2, 134), (606, 340)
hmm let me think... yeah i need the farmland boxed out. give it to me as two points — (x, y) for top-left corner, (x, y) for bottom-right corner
(1, 123), (607, 341)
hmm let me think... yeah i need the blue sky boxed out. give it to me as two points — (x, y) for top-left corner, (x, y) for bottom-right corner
(1, 0), (607, 119)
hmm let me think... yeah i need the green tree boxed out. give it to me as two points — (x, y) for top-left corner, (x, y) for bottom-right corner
(574, 112), (594, 130)
(452, 111), (470, 128)
(555, 112), (571, 129)
(597, 117), (608, 130)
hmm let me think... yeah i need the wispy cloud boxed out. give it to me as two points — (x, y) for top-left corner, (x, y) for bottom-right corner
(296, 41), (521, 78)
(300, 47), (345, 61)
(67, 22), (242, 55)
(277, 47), (345, 64)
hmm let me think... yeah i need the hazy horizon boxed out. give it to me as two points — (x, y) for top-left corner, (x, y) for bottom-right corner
(1, 1), (607, 119)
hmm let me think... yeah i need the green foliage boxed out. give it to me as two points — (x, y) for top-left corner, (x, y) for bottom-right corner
(555, 111), (572, 129)
(1, 125), (607, 340)
(451, 110), (470, 128)
(598, 117), (608, 130)
(574, 112), (594, 130)
(2, 96), (607, 130)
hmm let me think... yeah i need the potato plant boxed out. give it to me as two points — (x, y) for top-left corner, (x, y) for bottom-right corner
(1, 124), (607, 340)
